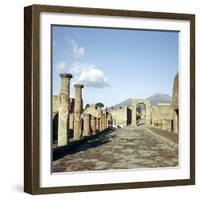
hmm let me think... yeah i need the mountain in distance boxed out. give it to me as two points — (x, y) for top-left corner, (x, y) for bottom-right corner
(111, 98), (132, 109)
(111, 93), (172, 108)
(147, 93), (172, 106)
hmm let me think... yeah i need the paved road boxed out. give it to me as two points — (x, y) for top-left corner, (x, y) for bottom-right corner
(52, 126), (178, 172)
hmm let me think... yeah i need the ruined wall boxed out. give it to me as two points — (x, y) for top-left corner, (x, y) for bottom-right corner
(53, 96), (74, 115)
(172, 73), (179, 110)
(152, 103), (173, 132)
(110, 107), (129, 128)
(83, 106), (101, 118)
(172, 73), (179, 133)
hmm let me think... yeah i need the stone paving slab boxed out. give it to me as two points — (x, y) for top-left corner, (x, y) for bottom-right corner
(52, 126), (178, 173)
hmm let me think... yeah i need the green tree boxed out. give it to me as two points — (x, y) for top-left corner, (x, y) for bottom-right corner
(95, 102), (104, 108)
(85, 104), (90, 109)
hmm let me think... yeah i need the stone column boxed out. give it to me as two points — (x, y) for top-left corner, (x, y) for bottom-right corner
(58, 73), (73, 147)
(103, 113), (107, 130)
(69, 113), (74, 130)
(91, 116), (96, 134)
(83, 114), (91, 136)
(96, 117), (100, 132)
(101, 113), (104, 130)
(99, 117), (103, 131)
(73, 84), (84, 140)
(107, 114), (112, 128)
(100, 113), (105, 131)
(106, 114), (109, 128)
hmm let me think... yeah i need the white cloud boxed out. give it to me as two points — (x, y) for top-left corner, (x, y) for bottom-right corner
(56, 61), (67, 72)
(67, 38), (85, 59)
(69, 63), (109, 88)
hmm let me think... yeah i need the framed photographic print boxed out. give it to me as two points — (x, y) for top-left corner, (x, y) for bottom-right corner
(24, 4), (195, 194)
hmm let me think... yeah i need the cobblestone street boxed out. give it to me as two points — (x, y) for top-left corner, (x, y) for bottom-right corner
(52, 126), (178, 172)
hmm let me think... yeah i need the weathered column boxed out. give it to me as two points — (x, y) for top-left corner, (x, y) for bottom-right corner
(97, 108), (102, 131)
(69, 113), (74, 130)
(83, 114), (91, 136)
(73, 84), (84, 140)
(107, 114), (112, 128)
(103, 113), (106, 130)
(101, 114), (104, 130)
(91, 116), (96, 134)
(105, 114), (109, 128)
(58, 73), (73, 147)
(69, 98), (75, 113)
(104, 108), (108, 129)
(96, 117), (100, 132)
(100, 113), (104, 131)
(104, 112), (107, 130)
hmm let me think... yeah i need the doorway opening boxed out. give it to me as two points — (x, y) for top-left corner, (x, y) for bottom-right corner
(136, 103), (146, 126)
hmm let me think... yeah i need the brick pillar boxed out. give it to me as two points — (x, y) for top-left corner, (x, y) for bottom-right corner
(97, 108), (102, 131)
(83, 114), (91, 136)
(58, 73), (73, 147)
(91, 116), (96, 134)
(73, 84), (84, 140)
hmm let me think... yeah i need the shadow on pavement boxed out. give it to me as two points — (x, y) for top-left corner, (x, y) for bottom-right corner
(53, 128), (116, 161)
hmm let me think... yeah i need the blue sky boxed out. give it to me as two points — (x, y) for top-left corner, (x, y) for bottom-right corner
(52, 25), (178, 107)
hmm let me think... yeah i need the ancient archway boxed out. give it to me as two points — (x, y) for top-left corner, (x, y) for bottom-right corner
(136, 103), (146, 126)
(132, 99), (151, 126)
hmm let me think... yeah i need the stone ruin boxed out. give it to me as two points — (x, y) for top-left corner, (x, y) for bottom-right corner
(109, 106), (132, 128)
(172, 73), (179, 133)
(52, 72), (179, 147)
(54, 73), (110, 147)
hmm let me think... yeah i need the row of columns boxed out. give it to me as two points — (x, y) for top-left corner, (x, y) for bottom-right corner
(82, 114), (109, 136)
(57, 73), (110, 147)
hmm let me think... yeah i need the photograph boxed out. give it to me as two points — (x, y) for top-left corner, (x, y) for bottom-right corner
(24, 5), (195, 194)
(51, 25), (179, 173)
